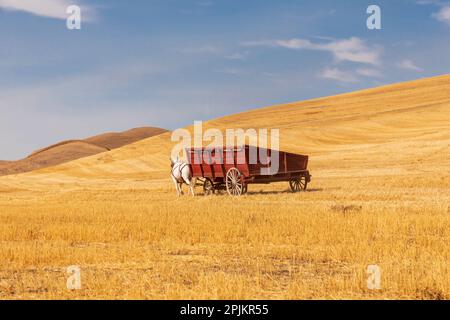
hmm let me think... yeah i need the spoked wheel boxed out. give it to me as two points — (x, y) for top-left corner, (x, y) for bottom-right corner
(203, 178), (215, 196)
(289, 176), (308, 193)
(226, 167), (244, 196)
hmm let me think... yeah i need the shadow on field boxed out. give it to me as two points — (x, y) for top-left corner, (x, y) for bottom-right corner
(244, 188), (323, 196)
(199, 188), (323, 197)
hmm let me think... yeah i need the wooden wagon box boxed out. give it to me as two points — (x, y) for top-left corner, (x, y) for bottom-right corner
(186, 145), (311, 196)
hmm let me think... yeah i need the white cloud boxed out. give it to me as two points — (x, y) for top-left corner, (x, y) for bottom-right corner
(397, 59), (423, 72)
(319, 66), (382, 83)
(321, 38), (382, 65)
(356, 68), (383, 78)
(319, 67), (358, 83)
(275, 39), (315, 49)
(0, 0), (93, 20)
(242, 37), (382, 65)
(433, 5), (450, 24)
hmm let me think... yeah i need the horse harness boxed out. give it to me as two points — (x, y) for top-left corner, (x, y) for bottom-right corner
(171, 162), (190, 183)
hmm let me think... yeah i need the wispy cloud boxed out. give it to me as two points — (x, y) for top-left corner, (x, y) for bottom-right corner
(433, 5), (450, 25)
(0, 0), (94, 20)
(242, 37), (382, 65)
(319, 66), (383, 84)
(397, 59), (423, 72)
(225, 52), (248, 60)
(319, 67), (358, 83)
(417, 0), (450, 25)
(356, 68), (383, 78)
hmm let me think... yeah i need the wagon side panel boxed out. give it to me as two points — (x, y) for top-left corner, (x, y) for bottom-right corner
(236, 147), (249, 177)
(248, 147), (286, 176)
(248, 146), (267, 176)
(212, 149), (225, 178)
(187, 149), (203, 178)
(286, 153), (309, 172)
(278, 151), (287, 174)
(201, 150), (214, 178)
(247, 149), (308, 177)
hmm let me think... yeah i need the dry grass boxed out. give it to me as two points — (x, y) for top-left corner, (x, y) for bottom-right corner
(0, 75), (449, 299)
(0, 175), (449, 299)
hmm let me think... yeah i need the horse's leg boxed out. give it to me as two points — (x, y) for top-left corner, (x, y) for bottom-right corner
(182, 175), (195, 197)
(179, 183), (184, 195)
(171, 176), (180, 197)
(172, 176), (180, 196)
(189, 178), (195, 197)
(180, 167), (194, 197)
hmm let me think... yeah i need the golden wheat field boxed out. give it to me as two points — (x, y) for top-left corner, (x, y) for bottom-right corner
(0, 75), (450, 299)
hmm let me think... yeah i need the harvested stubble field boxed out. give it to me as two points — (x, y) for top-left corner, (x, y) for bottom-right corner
(0, 75), (449, 299)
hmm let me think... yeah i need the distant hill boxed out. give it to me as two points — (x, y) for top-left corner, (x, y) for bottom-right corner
(26, 74), (450, 181)
(0, 127), (167, 176)
(84, 127), (167, 150)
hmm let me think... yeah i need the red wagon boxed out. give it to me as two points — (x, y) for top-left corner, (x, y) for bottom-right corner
(186, 145), (311, 196)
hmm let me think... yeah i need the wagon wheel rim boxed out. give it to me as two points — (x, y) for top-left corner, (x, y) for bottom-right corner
(299, 176), (307, 190)
(203, 178), (215, 195)
(226, 168), (243, 196)
(289, 177), (307, 193)
(289, 179), (300, 192)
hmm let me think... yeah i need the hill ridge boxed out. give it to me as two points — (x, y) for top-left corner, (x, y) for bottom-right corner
(0, 126), (168, 176)
(29, 140), (110, 158)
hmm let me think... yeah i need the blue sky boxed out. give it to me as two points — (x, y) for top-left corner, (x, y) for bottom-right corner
(0, 0), (449, 160)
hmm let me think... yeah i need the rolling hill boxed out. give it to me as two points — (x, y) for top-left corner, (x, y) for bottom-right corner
(0, 127), (167, 176)
(21, 74), (450, 183)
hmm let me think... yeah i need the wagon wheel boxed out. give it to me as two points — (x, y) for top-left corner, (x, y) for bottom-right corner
(226, 168), (244, 196)
(203, 178), (215, 196)
(289, 176), (308, 192)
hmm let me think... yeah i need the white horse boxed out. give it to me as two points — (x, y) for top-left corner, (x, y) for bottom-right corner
(170, 158), (196, 197)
